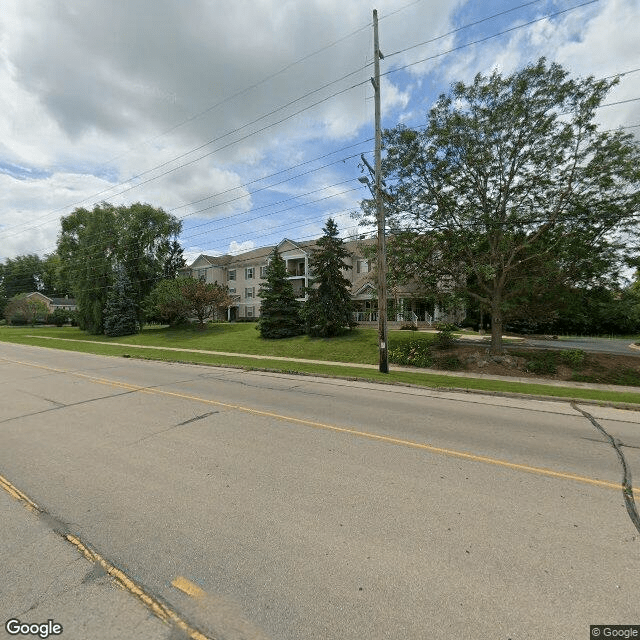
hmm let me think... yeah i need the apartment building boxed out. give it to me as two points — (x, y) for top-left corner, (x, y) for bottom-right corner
(183, 236), (462, 324)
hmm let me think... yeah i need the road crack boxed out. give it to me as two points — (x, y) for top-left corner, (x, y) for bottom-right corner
(571, 402), (640, 535)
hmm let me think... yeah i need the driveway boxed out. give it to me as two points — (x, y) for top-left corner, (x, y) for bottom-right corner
(514, 336), (640, 356)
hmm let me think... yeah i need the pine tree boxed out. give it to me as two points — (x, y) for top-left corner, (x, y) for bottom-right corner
(258, 248), (303, 339)
(303, 218), (356, 337)
(103, 265), (139, 337)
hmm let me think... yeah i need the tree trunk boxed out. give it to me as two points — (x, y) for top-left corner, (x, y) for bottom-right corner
(490, 297), (504, 355)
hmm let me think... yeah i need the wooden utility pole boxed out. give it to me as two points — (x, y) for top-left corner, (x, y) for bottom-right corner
(372, 8), (389, 373)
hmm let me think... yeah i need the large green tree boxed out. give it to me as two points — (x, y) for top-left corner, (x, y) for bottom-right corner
(257, 248), (303, 339)
(302, 218), (356, 337)
(57, 202), (181, 334)
(369, 59), (640, 354)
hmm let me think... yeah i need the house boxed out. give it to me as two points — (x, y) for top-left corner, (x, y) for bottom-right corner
(182, 237), (463, 325)
(25, 292), (77, 313)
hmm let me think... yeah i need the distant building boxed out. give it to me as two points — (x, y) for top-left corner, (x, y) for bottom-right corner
(182, 237), (464, 325)
(26, 292), (77, 312)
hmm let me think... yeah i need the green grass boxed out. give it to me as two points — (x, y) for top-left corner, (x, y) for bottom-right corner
(1, 324), (640, 405)
(0, 323), (434, 364)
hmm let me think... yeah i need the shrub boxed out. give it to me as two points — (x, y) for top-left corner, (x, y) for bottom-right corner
(525, 353), (557, 375)
(437, 355), (464, 370)
(49, 309), (69, 327)
(434, 327), (456, 350)
(561, 349), (586, 369)
(388, 340), (434, 368)
(433, 322), (458, 332)
(612, 368), (640, 386)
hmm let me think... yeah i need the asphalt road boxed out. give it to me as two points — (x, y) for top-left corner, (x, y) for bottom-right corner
(516, 336), (640, 356)
(1, 342), (639, 640)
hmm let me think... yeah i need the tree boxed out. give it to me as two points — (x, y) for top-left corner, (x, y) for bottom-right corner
(115, 203), (182, 323)
(370, 59), (640, 354)
(302, 218), (356, 337)
(161, 238), (187, 279)
(103, 266), (139, 337)
(1, 254), (46, 298)
(179, 278), (233, 329)
(143, 278), (192, 326)
(257, 248), (304, 339)
(57, 202), (182, 334)
(4, 294), (48, 326)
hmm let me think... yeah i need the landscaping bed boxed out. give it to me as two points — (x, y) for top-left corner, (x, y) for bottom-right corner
(426, 344), (640, 386)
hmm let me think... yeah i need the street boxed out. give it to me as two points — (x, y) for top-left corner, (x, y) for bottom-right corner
(1, 342), (639, 640)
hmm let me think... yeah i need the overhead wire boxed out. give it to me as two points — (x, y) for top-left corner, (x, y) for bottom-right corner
(3, 0), (636, 294)
(0, 0), (579, 239)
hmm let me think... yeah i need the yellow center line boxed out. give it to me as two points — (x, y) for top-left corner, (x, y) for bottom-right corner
(65, 535), (211, 640)
(0, 469), (213, 639)
(172, 576), (207, 599)
(3, 356), (639, 496)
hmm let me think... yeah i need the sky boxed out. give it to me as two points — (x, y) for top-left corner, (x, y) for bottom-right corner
(0, 0), (638, 265)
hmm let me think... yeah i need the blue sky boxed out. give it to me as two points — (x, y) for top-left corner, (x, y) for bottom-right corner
(0, 0), (638, 263)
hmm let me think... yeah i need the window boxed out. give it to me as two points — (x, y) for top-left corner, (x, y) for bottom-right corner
(260, 265), (268, 278)
(245, 287), (255, 299)
(246, 306), (255, 318)
(245, 267), (254, 279)
(228, 269), (236, 281)
(197, 268), (207, 282)
(228, 287), (236, 294)
(356, 259), (370, 274)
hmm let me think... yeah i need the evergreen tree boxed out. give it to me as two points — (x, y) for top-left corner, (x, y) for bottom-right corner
(103, 265), (139, 337)
(303, 218), (356, 337)
(257, 248), (303, 339)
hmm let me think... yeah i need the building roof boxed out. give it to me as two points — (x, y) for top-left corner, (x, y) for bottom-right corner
(50, 297), (77, 306)
(186, 236), (376, 270)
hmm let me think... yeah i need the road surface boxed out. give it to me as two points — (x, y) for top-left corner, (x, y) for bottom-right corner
(517, 336), (640, 356)
(1, 342), (639, 640)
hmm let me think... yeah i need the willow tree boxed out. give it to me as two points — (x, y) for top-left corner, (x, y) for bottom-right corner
(371, 59), (640, 354)
(57, 202), (181, 333)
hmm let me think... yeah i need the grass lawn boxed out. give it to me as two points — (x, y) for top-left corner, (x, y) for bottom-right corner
(1, 323), (639, 406)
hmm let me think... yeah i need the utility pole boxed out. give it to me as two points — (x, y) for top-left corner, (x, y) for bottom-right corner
(372, 8), (389, 373)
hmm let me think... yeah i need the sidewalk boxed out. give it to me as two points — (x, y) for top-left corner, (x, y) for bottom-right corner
(26, 335), (640, 395)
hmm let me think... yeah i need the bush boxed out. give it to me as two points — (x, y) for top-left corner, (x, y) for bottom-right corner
(389, 340), (434, 368)
(561, 349), (586, 369)
(612, 368), (640, 386)
(525, 353), (557, 375)
(434, 327), (456, 350)
(433, 322), (458, 332)
(436, 355), (464, 370)
(49, 309), (69, 327)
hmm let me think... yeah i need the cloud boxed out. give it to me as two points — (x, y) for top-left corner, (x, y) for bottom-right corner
(1, 0), (637, 262)
(229, 240), (256, 255)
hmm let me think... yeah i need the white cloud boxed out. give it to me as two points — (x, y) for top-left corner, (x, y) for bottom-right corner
(1, 0), (638, 262)
(229, 240), (256, 255)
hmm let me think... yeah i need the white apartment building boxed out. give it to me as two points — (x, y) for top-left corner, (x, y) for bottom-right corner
(183, 237), (462, 324)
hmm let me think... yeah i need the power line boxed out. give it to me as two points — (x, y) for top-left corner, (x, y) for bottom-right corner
(386, 0), (546, 58)
(0, 140), (374, 242)
(0, 0), (576, 239)
(383, 0), (600, 77)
